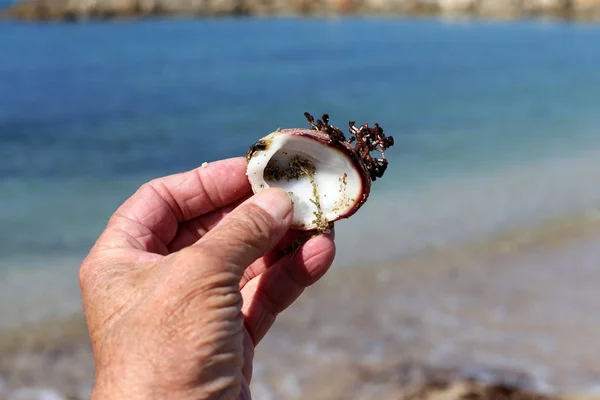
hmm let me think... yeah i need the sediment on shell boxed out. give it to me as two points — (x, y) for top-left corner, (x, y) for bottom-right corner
(245, 112), (394, 233)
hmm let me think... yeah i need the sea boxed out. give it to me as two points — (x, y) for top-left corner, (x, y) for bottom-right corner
(2, 17), (600, 338)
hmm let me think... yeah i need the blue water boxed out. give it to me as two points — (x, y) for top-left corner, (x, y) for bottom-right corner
(3, 18), (600, 269)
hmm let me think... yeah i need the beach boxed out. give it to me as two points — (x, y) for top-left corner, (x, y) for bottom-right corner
(2, 208), (600, 399)
(2, 18), (600, 399)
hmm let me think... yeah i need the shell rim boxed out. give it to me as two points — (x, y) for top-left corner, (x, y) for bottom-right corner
(245, 128), (372, 228)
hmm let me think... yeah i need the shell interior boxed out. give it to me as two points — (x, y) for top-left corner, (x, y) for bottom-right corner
(247, 132), (364, 230)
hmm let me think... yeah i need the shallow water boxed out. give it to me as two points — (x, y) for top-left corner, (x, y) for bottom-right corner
(3, 18), (600, 356)
(3, 18), (600, 267)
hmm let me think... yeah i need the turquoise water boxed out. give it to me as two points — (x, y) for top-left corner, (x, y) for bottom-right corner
(2, 18), (600, 271)
(5, 18), (600, 393)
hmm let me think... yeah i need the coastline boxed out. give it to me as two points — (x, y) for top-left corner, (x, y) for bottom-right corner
(2, 207), (600, 398)
(2, 0), (600, 23)
(3, 12), (600, 398)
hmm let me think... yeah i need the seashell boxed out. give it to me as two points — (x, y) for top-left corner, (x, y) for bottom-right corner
(245, 113), (394, 232)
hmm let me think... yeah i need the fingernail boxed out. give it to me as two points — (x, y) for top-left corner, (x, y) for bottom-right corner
(252, 188), (293, 221)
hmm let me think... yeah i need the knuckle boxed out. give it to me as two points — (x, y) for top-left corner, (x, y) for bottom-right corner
(78, 262), (91, 288)
(230, 204), (274, 240)
(78, 256), (97, 289)
(168, 247), (241, 288)
(135, 181), (160, 204)
(106, 211), (123, 227)
(140, 179), (155, 192)
(158, 271), (243, 338)
(78, 251), (123, 292)
(175, 244), (202, 259)
(190, 204), (278, 268)
(137, 181), (156, 201)
(174, 245), (211, 268)
(128, 181), (153, 202)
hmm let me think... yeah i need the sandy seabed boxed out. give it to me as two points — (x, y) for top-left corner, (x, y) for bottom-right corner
(2, 212), (600, 399)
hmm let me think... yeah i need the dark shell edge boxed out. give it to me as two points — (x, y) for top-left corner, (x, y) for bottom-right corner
(245, 128), (373, 229)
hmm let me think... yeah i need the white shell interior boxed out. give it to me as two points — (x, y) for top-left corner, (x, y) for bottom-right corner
(246, 132), (364, 230)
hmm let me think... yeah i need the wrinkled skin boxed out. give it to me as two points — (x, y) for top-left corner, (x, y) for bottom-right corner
(79, 157), (336, 400)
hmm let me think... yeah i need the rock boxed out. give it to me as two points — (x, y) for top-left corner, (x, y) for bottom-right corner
(477, 0), (521, 18)
(438, 0), (476, 14)
(0, 0), (71, 20)
(1, 0), (600, 32)
(8, 389), (66, 400)
(63, 0), (97, 19)
(207, 0), (244, 15)
(0, 0), (586, 19)
(361, 0), (433, 15)
(239, 0), (294, 15)
(521, 0), (569, 15)
(94, 0), (139, 17)
(572, 0), (600, 16)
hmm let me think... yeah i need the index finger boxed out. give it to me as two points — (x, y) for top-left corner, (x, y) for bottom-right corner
(100, 157), (252, 252)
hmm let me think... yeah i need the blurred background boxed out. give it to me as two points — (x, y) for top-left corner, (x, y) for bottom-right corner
(2, 5), (600, 400)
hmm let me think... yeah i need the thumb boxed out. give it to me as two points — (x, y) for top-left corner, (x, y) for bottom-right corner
(192, 188), (293, 276)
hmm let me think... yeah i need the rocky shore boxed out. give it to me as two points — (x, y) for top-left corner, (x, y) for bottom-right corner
(1, 0), (600, 22)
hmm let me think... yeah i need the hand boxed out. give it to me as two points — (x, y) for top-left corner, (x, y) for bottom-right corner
(79, 157), (336, 400)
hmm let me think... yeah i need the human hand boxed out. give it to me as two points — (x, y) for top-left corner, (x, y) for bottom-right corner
(79, 157), (336, 400)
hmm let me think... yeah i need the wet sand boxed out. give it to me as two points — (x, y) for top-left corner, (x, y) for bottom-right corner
(253, 216), (600, 399)
(2, 212), (600, 399)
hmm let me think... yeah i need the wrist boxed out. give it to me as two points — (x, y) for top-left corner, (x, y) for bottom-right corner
(92, 367), (244, 400)
(92, 365), (157, 400)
